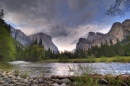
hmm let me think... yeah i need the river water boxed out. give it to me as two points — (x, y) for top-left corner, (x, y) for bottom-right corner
(9, 61), (130, 77)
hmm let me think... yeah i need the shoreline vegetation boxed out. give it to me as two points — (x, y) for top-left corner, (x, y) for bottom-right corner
(0, 62), (13, 70)
(44, 56), (130, 63)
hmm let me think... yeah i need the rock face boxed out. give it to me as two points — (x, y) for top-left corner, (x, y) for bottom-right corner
(11, 27), (31, 46)
(76, 38), (91, 51)
(10, 27), (59, 53)
(76, 19), (130, 51)
(29, 33), (58, 53)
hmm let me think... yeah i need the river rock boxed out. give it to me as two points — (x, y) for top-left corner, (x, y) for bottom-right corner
(32, 80), (38, 84)
(8, 75), (14, 78)
(53, 83), (60, 86)
(30, 84), (38, 86)
(0, 80), (5, 84)
(53, 79), (60, 82)
(23, 79), (28, 83)
(1, 73), (6, 77)
(8, 84), (14, 86)
(61, 78), (71, 84)
(5, 78), (11, 83)
(11, 79), (17, 84)
(15, 82), (21, 85)
(53, 83), (67, 86)
(61, 83), (67, 86)
(38, 78), (43, 83)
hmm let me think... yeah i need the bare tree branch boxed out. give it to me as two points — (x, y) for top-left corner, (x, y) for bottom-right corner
(105, 0), (130, 16)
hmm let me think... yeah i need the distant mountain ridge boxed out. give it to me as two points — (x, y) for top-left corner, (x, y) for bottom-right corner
(76, 19), (130, 51)
(11, 27), (59, 53)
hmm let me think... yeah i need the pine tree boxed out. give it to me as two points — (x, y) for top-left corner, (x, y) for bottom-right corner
(110, 39), (113, 46)
(88, 47), (91, 56)
(0, 9), (4, 19)
(39, 38), (42, 46)
(34, 39), (38, 45)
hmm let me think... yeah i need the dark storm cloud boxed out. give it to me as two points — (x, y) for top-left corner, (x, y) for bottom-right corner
(68, 0), (88, 11)
(0, 0), (113, 51)
(47, 25), (69, 37)
(1, 0), (99, 37)
(1, 0), (60, 21)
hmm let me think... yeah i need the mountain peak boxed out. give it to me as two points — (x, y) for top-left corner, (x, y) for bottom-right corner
(76, 19), (130, 51)
(11, 28), (58, 53)
(31, 32), (52, 40)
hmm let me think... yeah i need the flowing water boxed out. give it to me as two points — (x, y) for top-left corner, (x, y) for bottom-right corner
(9, 61), (130, 77)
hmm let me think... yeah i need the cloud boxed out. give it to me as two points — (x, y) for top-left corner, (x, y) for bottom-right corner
(0, 0), (113, 51)
(68, 0), (88, 11)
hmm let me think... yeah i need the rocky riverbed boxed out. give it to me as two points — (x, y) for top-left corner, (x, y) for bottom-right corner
(0, 70), (74, 86)
(0, 70), (130, 86)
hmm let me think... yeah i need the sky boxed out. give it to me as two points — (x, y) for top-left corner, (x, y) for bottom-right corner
(0, 0), (130, 51)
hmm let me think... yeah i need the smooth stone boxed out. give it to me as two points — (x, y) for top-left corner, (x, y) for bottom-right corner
(8, 75), (14, 78)
(32, 80), (38, 84)
(3, 76), (8, 79)
(17, 76), (20, 78)
(53, 79), (61, 83)
(29, 79), (33, 82)
(47, 81), (53, 85)
(5, 78), (11, 83)
(15, 83), (21, 85)
(1, 73), (6, 77)
(61, 83), (67, 86)
(38, 78), (43, 83)
(53, 83), (67, 86)
(38, 84), (45, 86)
(23, 79), (28, 83)
(0, 80), (5, 84)
(53, 83), (60, 86)
(30, 84), (38, 86)
(2, 83), (8, 86)
(57, 80), (62, 85)
(0, 78), (3, 80)
(8, 84), (14, 86)
(61, 78), (71, 84)
(11, 80), (17, 84)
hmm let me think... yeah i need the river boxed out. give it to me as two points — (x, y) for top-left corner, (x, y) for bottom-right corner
(9, 61), (130, 77)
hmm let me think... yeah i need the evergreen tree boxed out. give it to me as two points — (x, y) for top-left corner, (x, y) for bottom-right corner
(100, 42), (105, 56)
(0, 8), (4, 19)
(39, 38), (42, 46)
(0, 25), (15, 61)
(88, 47), (91, 56)
(34, 39), (38, 45)
(110, 39), (113, 46)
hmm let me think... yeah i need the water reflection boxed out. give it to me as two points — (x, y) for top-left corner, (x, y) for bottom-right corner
(9, 61), (130, 77)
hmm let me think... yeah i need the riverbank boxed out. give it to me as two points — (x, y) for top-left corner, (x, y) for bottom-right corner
(0, 70), (130, 86)
(0, 70), (73, 86)
(44, 56), (130, 63)
(0, 62), (13, 70)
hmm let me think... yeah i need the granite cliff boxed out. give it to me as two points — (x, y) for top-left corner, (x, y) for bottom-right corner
(76, 19), (130, 51)
(11, 27), (59, 53)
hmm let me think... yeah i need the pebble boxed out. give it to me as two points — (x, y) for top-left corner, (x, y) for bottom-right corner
(0, 80), (5, 84)
(61, 78), (71, 84)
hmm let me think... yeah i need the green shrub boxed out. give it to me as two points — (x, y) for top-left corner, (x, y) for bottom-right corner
(20, 72), (28, 79)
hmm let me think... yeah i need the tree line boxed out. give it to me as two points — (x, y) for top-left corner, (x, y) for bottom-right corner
(0, 8), (15, 62)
